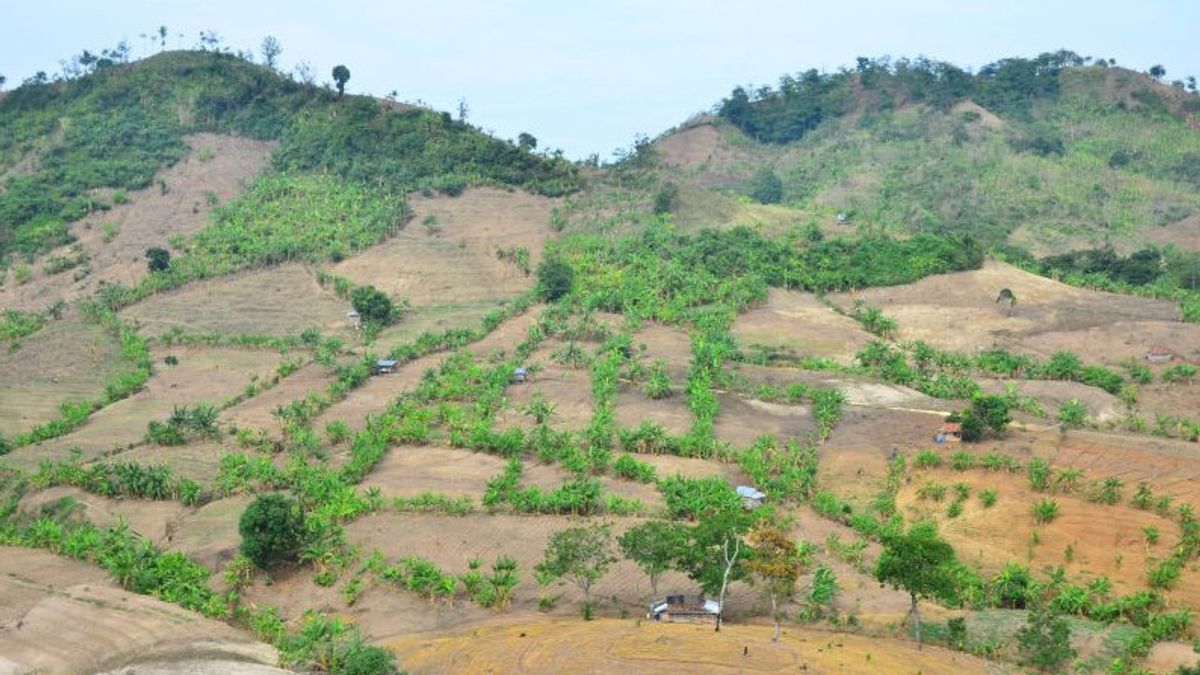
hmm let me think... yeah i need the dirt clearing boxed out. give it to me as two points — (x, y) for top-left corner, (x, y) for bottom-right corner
(387, 617), (994, 674)
(733, 289), (872, 365)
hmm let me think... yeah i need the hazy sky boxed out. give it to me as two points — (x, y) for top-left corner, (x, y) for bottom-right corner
(3, 1), (1199, 158)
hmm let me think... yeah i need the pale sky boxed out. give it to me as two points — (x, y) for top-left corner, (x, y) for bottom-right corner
(3, 1), (1198, 158)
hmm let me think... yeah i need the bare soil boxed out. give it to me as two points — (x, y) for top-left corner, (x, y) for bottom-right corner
(386, 617), (998, 675)
(733, 289), (873, 365)
(827, 261), (1182, 360)
(0, 316), (121, 436)
(0, 134), (274, 312)
(123, 264), (350, 337)
(331, 187), (556, 308)
(0, 548), (278, 674)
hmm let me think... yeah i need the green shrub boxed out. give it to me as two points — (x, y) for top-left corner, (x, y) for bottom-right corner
(1056, 400), (1088, 427)
(1031, 498), (1060, 523)
(239, 493), (306, 569)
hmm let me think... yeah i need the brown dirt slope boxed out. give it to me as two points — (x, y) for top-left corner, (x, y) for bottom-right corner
(0, 134), (274, 312)
(387, 618), (997, 675)
(0, 548), (279, 674)
(331, 187), (556, 307)
(0, 316), (122, 436)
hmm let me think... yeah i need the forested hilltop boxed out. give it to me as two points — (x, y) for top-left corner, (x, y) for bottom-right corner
(661, 50), (1200, 253)
(0, 49), (579, 262)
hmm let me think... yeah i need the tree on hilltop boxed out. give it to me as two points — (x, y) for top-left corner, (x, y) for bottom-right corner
(332, 65), (351, 98)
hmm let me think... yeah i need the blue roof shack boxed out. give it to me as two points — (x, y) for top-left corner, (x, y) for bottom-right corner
(375, 359), (398, 375)
(513, 367), (528, 383)
(736, 485), (766, 509)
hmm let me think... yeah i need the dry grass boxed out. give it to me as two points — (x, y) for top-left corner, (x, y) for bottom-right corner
(387, 617), (996, 675)
(733, 289), (872, 365)
(0, 316), (122, 436)
(123, 264), (350, 337)
(3, 346), (282, 469)
(0, 134), (274, 312)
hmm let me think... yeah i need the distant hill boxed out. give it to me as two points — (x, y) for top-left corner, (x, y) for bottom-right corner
(0, 50), (579, 263)
(655, 51), (1200, 254)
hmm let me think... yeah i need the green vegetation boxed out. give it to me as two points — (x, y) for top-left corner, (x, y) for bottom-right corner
(874, 521), (960, 647)
(536, 523), (616, 612)
(240, 493), (307, 569)
(0, 48), (577, 264)
(715, 52), (1200, 248)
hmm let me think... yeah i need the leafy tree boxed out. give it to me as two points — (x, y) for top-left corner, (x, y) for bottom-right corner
(971, 394), (1012, 435)
(351, 285), (395, 325)
(146, 247), (171, 272)
(332, 64), (351, 98)
(619, 520), (685, 596)
(517, 132), (538, 151)
(239, 493), (306, 569)
(0, 75), (6, 90)
(1149, 65), (1166, 80)
(536, 523), (616, 610)
(874, 521), (959, 647)
(745, 523), (807, 641)
(749, 168), (783, 204)
(260, 36), (283, 70)
(536, 258), (574, 301)
(674, 509), (754, 631)
(1017, 603), (1075, 672)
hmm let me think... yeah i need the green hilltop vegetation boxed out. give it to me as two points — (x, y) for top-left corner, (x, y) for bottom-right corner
(708, 51), (1200, 248)
(0, 49), (580, 263)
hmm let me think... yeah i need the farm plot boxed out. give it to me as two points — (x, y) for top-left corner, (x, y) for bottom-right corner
(733, 288), (873, 365)
(330, 187), (556, 307)
(2, 346), (282, 469)
(0, 548), (279, 674)
(827, 261), (1181, 358)
(122, 264), (350, 337)
(386, 617), (994, 675)
(0, 317), (122, 436)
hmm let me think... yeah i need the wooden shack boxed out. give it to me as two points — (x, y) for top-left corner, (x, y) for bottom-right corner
(934, 422), (962, 444)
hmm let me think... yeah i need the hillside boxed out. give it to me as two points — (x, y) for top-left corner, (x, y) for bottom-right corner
(1, 47), (1200, 675)
(655, 53), (1200, 258)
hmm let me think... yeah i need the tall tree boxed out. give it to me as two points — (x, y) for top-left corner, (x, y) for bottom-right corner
(874, 521), (959, 648)
(745, 523), (807, 641)
(674, 509), (754, 631)
(260, 36), (283, 70)
(332, 65), (351, 98)
(536, 523), (616, 611)
(619, 520), (685, 597)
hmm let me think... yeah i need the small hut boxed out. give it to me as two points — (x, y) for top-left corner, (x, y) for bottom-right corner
(1146, 346), (1174, 364)
(836, 211), (849, 225)
(736, 485), (767, 510)
(346, 309), (361, 331)
(374, 359), (398, 375)
(649, 595), (721, 624)
(934, 422), (962, 444)
(513, 367), (528, 383)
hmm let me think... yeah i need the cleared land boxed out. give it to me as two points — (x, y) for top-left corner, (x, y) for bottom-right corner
(0, 134), (275, 312)
(0, 316), (121, 436)
(0, 548), (279, 674)
(386, 618), (996, 675)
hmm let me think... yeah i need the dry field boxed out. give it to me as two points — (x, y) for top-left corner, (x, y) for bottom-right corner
(733, 289), (873, 365)
(0, 316), (121, 436)
(330, 188), (555, 308)
(386, 617), (997, 675)
(0, 134), (274, 312)
(123, 264), (351, 337)
(0, 548), (280, 674)
(898, 467), (1188, 604)
(3, 346), (282, 469)
(827, 261), (1182, 360)
(223, 362), (335, 435)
